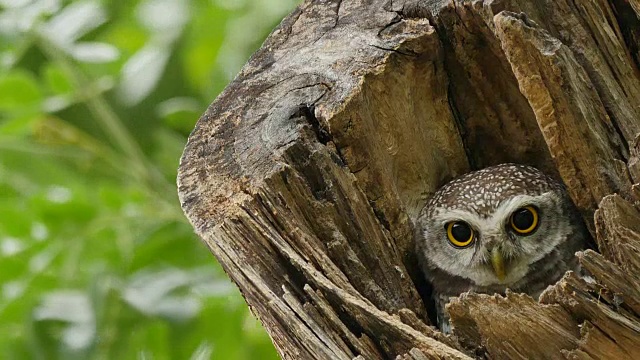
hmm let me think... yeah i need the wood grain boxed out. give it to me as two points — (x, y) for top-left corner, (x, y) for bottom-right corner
(178, 0), (640, 358)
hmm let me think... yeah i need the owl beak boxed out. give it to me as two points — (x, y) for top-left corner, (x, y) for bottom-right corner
(491, 248), (506, 281)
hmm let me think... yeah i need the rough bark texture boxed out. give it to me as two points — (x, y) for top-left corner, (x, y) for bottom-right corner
(177, 0), (640, 358)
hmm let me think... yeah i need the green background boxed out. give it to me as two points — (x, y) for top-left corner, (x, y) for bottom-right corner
(0, 0), (298, 358)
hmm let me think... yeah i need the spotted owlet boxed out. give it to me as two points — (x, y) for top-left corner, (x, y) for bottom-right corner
(414, 163), (589, 331)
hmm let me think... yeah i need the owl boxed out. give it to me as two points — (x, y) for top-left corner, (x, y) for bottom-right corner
(414, 163), (589, 332)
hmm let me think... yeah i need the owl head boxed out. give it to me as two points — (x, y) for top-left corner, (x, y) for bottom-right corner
(415, 163), (586, 293)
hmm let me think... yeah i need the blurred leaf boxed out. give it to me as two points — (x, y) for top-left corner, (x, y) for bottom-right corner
(156, 97), (202, 133)
(0, 0), (298, 359)
(0, 114), (42, 135)
(33, 290), (95, 352)
(0, 70), (43, 135)
(118, 44), (170, 105)
(41, 1), (107, 47)
(136, 0), (189, 43)
(69, 42), (120, 63)
(101, 21), (147, 58)
(1, 236), (26, 257)
(0, 70), (42, 111)
(42, 63), (74, 94)
(34, 117), (95, 147)
(151, 127), (191, 176)
(182, 3), (230, 96)
(32, 117), (117, 173)
(122, 267), (233, 322)
(190, 342), (214, 360)
(126, 320), (171, 360)
(0, 0), (61, 36)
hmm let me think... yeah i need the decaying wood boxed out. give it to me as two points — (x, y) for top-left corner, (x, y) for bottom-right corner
(178, 0), (640, 358)
(595, 194), (640, 273)
(448, 291), (580, 359)
(541, 257), (640, 359)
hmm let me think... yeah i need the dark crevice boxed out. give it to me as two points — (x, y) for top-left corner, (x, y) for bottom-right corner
(369, 199), (392, 233)
(335, 0), (343, 25)
(405, 250), (439, 326)
(609, 0), (640, 71)
(446, 82), (475, 170)
(288, 103), (351, 177)
(608, 111), (632, 160)
(349, 165), (367, 175)
(401, 0), (446, 20)
(311, 290), (369, 358)
(379, 0), (405, 35)
(377, 15), (403, 37)
(382, 0), (396, 14)
(255, 74), (303, 97)
(451, 2), (472, 34)
(290, 144), (334, 202)
(432, 11), (474, 170)
(327, 142), (347, 168)
(369, 44), (419, 57)
(295, 104), (331, 145)
(422, 2), (438, 25)
(320, 290), (388, 358)
(289, 81), (331, 94)
(292, 98), (351, 169)
(310, 0), (343, 46)
(432, 5), (478, 171)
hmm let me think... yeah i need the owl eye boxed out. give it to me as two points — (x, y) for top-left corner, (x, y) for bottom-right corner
(446, 221), (474, 248)
(510, 206), (539, 234)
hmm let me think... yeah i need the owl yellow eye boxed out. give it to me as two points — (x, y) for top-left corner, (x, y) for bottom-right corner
(446, 221), (474, 248)
(510, 206), (539, 234)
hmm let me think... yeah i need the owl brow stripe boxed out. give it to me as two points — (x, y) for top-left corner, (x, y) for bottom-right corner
(492, 192), (556, 226)
(432, 209), (484, 230)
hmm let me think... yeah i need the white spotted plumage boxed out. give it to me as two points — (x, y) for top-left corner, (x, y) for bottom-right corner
(415, 163), (589, 331)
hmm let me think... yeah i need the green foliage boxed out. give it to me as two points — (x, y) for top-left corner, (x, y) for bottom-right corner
(0, 0), (298, 358)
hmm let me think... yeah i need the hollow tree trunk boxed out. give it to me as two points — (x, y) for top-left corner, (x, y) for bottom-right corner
(177, 0), (640, 358)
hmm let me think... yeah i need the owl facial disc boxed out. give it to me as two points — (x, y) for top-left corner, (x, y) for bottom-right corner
(414, 163), (589, 332)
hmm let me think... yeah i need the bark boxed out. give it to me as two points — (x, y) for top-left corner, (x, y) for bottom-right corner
(177, 0), (640, 358)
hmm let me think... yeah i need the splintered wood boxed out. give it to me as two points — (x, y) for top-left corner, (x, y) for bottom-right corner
(178, 0), (640, 358)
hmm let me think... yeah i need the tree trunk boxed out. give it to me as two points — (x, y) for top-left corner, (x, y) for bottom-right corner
(177, 0), (640, 358)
